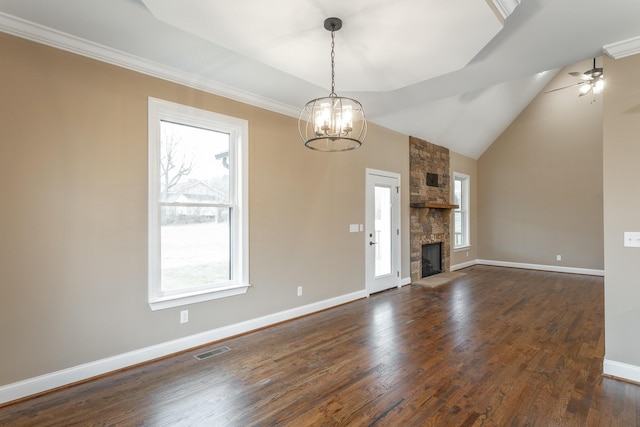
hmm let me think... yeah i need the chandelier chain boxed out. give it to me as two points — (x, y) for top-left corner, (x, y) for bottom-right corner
(330, 29), (336, 97)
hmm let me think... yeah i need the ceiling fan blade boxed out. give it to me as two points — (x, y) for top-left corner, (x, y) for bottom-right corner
(544, 82), (582, 93)
(585, 68), (604, 78)
(568, 71), (591, 80)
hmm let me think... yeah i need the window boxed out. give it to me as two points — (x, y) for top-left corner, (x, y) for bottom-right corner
(148, 98), (249, 310)
(453, 173), (470, 249)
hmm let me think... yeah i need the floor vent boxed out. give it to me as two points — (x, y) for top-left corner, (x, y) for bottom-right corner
(194, 346), (231, 360)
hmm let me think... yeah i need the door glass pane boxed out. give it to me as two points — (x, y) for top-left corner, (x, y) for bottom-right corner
(374, 185), (392, 277)
(160, 206), (231, 293)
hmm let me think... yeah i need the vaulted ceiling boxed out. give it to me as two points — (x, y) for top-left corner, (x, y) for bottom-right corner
(1, 0), (639, 158)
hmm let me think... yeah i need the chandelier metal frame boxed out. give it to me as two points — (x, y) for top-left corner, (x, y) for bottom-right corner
(298, 17), (367, 152)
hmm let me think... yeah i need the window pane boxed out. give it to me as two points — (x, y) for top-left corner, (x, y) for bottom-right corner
(160, 206), (230, 293)
(159, 120), (230, 204)
(454, 211), (462, 246)
(454, 211), (462, 234)
(454, 179), (462, 206)
(453, 175), (469, 248)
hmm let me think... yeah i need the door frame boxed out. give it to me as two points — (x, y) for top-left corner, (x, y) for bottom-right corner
(365, 168), (401, 296)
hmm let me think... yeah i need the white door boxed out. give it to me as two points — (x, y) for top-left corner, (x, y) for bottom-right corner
(366, 169), (401, 294)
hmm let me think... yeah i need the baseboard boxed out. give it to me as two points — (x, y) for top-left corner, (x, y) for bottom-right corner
(399, 277), (411, 287)
(476, 259), (604, 276)
(451, 260), (479, 271)
(603, 359), (640, 384)
(0, 289), (367, 406)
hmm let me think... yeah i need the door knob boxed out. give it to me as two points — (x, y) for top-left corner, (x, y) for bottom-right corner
(369, 241), (377, 245)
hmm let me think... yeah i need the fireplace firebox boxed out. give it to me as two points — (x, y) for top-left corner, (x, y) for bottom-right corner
(422, 243), (442, 277)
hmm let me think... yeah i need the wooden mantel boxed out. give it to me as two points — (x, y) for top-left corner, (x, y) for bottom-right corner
(410, 201), (459, 209)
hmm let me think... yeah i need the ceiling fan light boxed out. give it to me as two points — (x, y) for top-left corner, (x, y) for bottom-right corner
(593, 78), (605, 94)
(579, 83), (592, 95)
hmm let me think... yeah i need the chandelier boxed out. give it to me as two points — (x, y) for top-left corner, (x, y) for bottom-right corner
(298, 17), (367, 151)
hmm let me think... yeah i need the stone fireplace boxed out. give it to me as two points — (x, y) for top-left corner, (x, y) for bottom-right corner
(410, 136), (457, 282)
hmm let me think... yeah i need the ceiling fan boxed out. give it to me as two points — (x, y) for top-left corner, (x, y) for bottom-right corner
(545, 58), (604, 97)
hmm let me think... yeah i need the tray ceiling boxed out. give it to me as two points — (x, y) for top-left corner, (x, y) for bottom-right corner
(141, 0), (514, 91)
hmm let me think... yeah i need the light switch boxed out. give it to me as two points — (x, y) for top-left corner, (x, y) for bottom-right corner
(624, 232), (640, 248)
(349, 224), (359, 233)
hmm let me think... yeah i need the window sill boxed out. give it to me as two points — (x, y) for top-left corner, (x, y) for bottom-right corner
(149, 283), (250, 311)
(454, 245), (471, 252)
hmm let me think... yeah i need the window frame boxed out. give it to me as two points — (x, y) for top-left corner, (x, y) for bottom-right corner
(453, 172), (470, 250)
(148, 97), (249, 311)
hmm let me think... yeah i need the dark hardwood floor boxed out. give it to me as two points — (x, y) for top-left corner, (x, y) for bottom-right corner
(2, 265), (639, 426)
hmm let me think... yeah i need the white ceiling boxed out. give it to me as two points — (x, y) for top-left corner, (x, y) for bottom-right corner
(140, 0), (510, 92)
(1, 0), (639, 158)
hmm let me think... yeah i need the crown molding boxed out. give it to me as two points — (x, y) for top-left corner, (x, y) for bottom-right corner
(604, 35), (640, 59)
(0, 12), (300, 118)
(491, 0), (522, 20)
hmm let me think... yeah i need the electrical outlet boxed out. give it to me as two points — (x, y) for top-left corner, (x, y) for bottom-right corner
(556, 255), (562, 261)
(180, 310), (189, 324)
(297, 286), (303, 297)
(624, 232), (640, 247)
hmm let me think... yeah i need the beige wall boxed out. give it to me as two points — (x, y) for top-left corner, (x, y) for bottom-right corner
(476, 59), (604, 270)
(450, 151), (478, 266)
(602, 53), (640, 367)
(0, 33), (410, 386)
